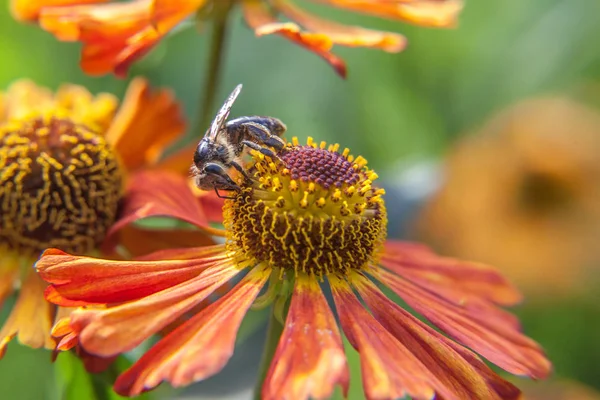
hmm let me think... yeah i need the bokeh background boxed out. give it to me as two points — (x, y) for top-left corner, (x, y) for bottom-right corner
(1, 0), (600, 399)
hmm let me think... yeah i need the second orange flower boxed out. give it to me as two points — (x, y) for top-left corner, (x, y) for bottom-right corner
(11, 0), (463, 77)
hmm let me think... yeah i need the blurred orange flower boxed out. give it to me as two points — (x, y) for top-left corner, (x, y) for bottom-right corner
(417, 97), (600, 298)
(37, 138), (550, 399)
(518, 378), (600, 400)
(0, 78), (220, 360)
(11, 0), (463, 77)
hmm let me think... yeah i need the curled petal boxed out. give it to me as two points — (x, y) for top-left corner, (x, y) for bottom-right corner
(330, 276), (440, 400)
(0, 270), (55, 357)
(36, 246), (228, 306)
(377, 269), (552, 379)
(114, 267), (270, 396)
(273, 0), (407, 52)
(381, 240), (522, 306)
(105, 77), (186, 171)
(242, 0), (347, 77)
(10, 0), (107, 22)
(72, 260), (240, 357)
(353, 272), (522, 400)
(316, 0), (464, 27)
(263, 275), (349, 400)
(102, 170), (222, 254)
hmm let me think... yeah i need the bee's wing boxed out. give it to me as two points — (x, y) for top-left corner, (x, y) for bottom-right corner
(207, 84), (243, 139)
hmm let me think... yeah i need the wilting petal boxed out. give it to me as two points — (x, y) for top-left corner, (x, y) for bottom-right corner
(330, 276), (441, 400)
(10, 0), (107, 21)
(242, 0), (347, 77)
(36, 246), (228, 306)
(273, 0), (406, 52)
(381, 240), (522, 306)
(317, 0), (464, 27)
(263, 275), (349, 400)
(0, 270), (55, 357)
(353, 272), (522, 400)
(72, 260), (240, 357)
(114, 266), (270, 396)
(376, 269), (552, 379)
(105, 77), (186, 171)
(102, 170), (221, 254)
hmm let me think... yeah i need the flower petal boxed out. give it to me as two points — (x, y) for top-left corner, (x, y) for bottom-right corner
(273, 0), (407, 52)
(330, 275), (440, 400)
(102, 170), (222, 254)
(376, 268), (552, 379)
(317, 0), (464, 28)
(39, 0), (155, 76)
(381, 240), (522, 306)
(353, 272), (522, 400)
(72, 260), (240, 357)
(54, 82), (118, 131)
(0, 269), (55, 357)
(36, 245), (227, 306)
(116, 225), (216, 259)
(242, 0), (347, 78)
(0, 252), (19, 307)
(113, 266), (270, 396)
(263, 275), (349, 400)
(153, 140), (197, 176)
(105, 77), (186, 171)
(10, 0), (107, 22)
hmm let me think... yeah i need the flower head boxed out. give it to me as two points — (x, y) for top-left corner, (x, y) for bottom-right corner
(13, 0), (463, 77)
(0, 78), (218, 358)
(417, 97), (600, 298)
(37, 137), (551, 399)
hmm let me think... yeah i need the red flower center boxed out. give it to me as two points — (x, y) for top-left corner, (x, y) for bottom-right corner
(0, 115), (123, 254)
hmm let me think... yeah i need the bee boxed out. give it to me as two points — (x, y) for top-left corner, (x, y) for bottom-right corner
(192, 84), (287, 198)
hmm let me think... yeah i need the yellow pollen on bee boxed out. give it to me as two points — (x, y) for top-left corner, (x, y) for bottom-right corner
(224, 137), (387, 280)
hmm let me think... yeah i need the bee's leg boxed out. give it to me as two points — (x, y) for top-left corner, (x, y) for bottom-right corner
(205, 163), (240, 191)
(229, 160), (253, 182)
(214, 188), (236, 200)
(241, 140), (284, 163)
(227, 118), (287, 150)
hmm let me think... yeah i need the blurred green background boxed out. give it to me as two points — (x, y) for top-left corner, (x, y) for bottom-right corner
(1, 0), (600, 399)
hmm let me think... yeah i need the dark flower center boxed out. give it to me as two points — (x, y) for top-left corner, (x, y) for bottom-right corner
(224, 138), (387, 278)
(0, 115), (124, 255)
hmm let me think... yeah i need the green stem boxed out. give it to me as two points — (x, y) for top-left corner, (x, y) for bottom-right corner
(253, 306), (286, 400)
(197, 0), (234, 135)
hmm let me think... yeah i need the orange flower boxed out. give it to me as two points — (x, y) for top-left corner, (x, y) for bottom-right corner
(37, 137), (551, 399)
(416, 97), (600, 298)
(12, 0), (463, 77)
(0, 78), (220, 359)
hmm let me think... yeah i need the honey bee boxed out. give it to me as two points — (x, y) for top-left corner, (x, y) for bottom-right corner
(192, 84), (287, 198)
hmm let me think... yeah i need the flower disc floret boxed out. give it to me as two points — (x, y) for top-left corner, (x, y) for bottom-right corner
(0, 113), (123, 254)
(224, 137), (387, 278)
